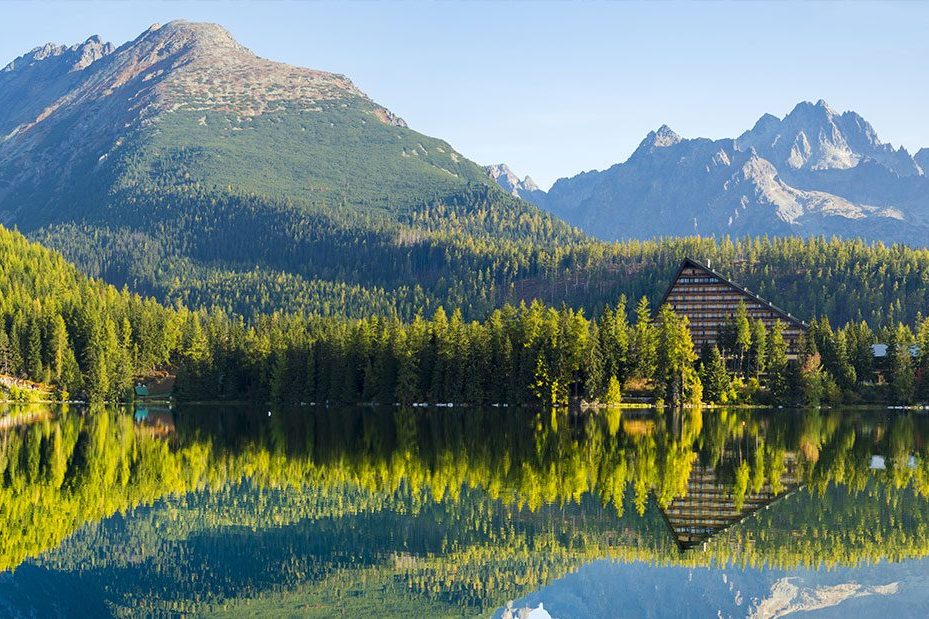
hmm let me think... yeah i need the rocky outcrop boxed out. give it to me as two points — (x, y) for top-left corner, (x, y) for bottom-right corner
(484, 163), (544, 201)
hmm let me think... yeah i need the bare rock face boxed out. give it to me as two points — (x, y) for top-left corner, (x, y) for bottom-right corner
(915, 148), (929, 174)
(737, 99), (920, 177)
(1, 36), (114, 74)
(485, 163), (541, 199)
(634, 124), (682, 154)
(0, 20), (388, 133)
(533, 100), (929, 245)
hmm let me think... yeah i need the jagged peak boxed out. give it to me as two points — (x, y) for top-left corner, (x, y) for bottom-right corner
(486, 163), (516, 178)
(731, 99), (926, 175)
(815, 98), (834, 112)
(915, 148), (929, 174)
(3, 43), (63, 72)
(653, 124), (682, 144)
(785, 99), (836, 121)
(485, 163), (540, 195)
(749, 112), (781, 132)
(631, 124), (683, 157)
(2, 34), (115, 73)
(520, 175), (540, 192)
(837, 109), (881, 145)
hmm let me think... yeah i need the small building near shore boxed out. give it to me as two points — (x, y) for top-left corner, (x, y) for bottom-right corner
(660, 258), (808, 357)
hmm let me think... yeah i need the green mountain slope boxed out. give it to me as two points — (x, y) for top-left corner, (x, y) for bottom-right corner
(0, 21), (582, 318)
(0, 223), (192, 401)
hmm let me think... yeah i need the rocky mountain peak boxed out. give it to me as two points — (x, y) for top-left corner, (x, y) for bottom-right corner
(2, 35), (115, 73)
(125, 20), (377, 118)
(793, 98), (834, 115)
(737, 99), (919, 176)
(0, 19), (420, 216)
(748, 113), (780, 134)
(71, 36), (114, 71)
(485, 163), (540, 196)
(630, 124), (683, 159)
(652, 124), (682, 147)
(0, 20), (411, 148)
(535, 99), (929, 245)
(134, 20), (248, 58)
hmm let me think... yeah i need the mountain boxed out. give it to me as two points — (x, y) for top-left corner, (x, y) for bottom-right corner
(737, 100), (920, 176)
(0, 21), (582, 318)
(508, 101), (929, 244)
(484, 163), (545, 202)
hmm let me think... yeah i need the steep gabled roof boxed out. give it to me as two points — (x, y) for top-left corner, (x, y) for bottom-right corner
(659, 258), (808, 330)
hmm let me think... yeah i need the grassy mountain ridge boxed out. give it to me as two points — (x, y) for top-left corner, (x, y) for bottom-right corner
(1, 21), (584, 318)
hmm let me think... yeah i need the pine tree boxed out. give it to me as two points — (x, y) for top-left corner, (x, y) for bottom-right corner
(48, 314), (69, 383)
(916, 316), (929, 403)
(798, 335), (825, 407)
(182, 313), (211, 363)
(583, 322), (605, 401)
(701, 346), (732, 404)
(111, 317), (135, 400)
(734, 300), (752, 374)
(655, 305), (700, 406)
(25, 315), (43, 381)
(601, 295), (630, 383)
(749, 319), (767, 377)
(603, 375), (622, 407)
(631, 297), (657, 381)
(890, 323), (915, 405)
(0, 327), (10, 375)
(766, 321), (789, 404)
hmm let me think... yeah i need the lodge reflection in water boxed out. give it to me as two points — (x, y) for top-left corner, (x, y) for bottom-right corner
(2, 403), (929, 615)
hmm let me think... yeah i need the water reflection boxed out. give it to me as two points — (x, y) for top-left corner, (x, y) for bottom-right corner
(1, 404), (929, 616)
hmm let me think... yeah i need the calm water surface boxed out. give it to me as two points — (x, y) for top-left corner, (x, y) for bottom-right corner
(1, 403), (929, 617)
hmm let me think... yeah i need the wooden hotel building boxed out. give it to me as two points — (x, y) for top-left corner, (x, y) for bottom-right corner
(660, 258), (807, 357)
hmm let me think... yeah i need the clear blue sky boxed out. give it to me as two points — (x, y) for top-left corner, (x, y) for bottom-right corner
(2, 1), (926, 189)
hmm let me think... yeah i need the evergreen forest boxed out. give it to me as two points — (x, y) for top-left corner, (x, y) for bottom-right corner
(3, 224), (929, 406)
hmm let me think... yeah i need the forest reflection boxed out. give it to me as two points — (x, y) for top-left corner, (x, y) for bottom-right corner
(2, 404), (929, 615)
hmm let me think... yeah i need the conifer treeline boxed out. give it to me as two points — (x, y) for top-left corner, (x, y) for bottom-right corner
(0, 226), (209, 401)
(177, 297), (705, 406)
(3, 224), (929, 405)
(180, 298), (929, 407)
(701, 302), (929, 406)
(33, 190), (929, 325)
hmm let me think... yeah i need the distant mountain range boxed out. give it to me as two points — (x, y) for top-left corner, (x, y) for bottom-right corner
(490, 100), (929, 244)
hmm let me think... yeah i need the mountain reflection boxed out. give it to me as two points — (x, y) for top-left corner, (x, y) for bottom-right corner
(2, 404), (929, 615)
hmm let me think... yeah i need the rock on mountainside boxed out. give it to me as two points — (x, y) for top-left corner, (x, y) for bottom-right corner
(0, 21), (579, 318)
(916, 148), (929, 173)
(510, 100), (929, 245)
(484, 163), (545, 202)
